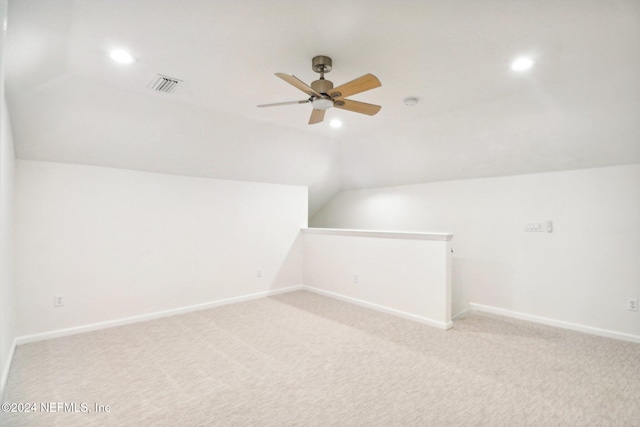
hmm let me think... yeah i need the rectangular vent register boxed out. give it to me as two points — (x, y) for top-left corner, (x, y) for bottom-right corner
(148, 75), (182, 93)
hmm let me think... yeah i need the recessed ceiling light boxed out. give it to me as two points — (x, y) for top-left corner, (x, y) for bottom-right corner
(110, 49), (136, 64)
(330, 119), (342, 128)
(511, 57), (534, 71)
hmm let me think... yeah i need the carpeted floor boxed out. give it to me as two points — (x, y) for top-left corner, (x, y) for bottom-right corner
(2, 290), (639, 426)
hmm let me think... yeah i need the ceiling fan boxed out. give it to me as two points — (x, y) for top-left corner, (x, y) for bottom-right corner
(258, 56), (382, 125)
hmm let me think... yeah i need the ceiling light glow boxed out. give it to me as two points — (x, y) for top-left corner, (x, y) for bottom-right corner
(110, 49), (136, 64)
(330, 119), (342, 128)
(511, 57), (534, 71)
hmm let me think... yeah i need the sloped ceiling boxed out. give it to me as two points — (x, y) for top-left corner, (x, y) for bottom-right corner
(4, 0), (640, 217)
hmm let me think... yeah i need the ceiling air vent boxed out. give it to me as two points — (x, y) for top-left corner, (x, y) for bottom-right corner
(148, 74), (182, 93)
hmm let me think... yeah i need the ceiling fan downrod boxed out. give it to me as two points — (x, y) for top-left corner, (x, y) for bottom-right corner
(310, 56), (334, 96)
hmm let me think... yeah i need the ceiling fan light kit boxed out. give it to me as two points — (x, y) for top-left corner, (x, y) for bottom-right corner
(312, 98), (334, 110)
(258, 55), (382, 125)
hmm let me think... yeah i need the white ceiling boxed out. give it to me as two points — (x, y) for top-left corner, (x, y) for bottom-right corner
(4, 0), (640, 216)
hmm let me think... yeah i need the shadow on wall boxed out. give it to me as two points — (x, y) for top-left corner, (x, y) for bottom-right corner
(451, 256), (468, 318)
(451, 257), (515, 318)
(270, 232), (304, 290)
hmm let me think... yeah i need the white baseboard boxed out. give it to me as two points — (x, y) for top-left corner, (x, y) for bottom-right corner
(469, 302), (640, 344)
(15, 285), (304, 346)
(13, 284), (450, 347)
(6, 284), (447, 392)
(452, 309), (471, 320)
(302, 286), (452, 330)
(1, 337), (17, 400)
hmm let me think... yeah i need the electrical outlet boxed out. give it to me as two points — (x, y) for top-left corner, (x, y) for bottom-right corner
(353, 274), (359, 284)
(54, 295), (64, 307)
(257, 269), (262, 278)
(627, 298), (638, 311)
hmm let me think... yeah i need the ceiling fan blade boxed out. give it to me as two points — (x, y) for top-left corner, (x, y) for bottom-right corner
(334, 99), (381, 116)
(257, 100), (310, 108)
(309, 109), (325, 125)
(328, 74), (381, 99)
(275, 73), (321, 97)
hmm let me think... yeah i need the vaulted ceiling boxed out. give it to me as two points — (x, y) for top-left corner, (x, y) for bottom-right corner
(4, 0), (640, 216)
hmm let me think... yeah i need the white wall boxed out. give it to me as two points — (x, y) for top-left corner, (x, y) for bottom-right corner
(311, 165), (640, 339)
(15, 160), (307, 337)
(303, 228), (452, 329)
(0, 98), (15, 396)
(0, 0), (17, 396)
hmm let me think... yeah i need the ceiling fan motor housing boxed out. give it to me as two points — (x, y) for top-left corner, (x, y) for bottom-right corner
(311, 78), (333, 94)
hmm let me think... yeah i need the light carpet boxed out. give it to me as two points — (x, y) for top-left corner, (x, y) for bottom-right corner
(2, 290), (639, 426)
